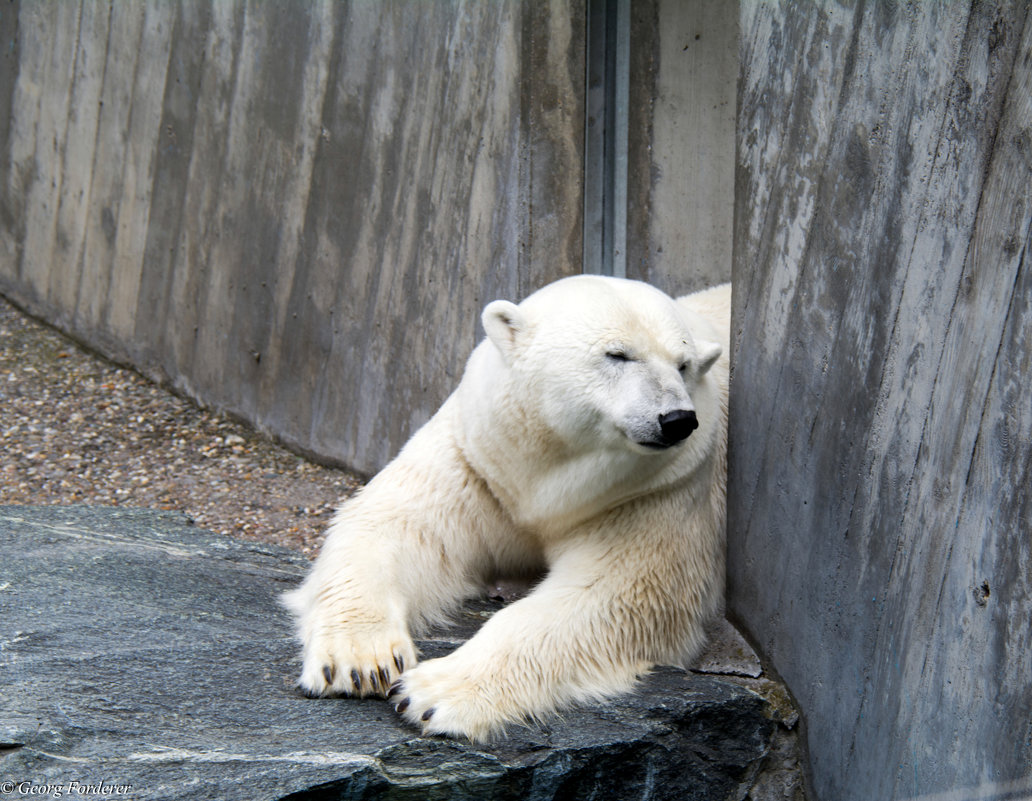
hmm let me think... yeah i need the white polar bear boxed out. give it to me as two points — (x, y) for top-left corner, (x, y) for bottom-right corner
(283, 276), (730, 742)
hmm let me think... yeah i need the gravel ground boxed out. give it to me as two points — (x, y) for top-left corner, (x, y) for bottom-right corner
(0, 295), (363, 556)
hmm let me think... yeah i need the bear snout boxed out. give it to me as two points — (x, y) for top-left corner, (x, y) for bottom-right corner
(658, 409), (698, 444)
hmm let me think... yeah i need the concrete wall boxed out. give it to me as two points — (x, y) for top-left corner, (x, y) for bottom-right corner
(730, 3), (1032, 800)
(0, 0), (737, 475)
(627, 0), (736, 292)
(0, 0), (584, 475)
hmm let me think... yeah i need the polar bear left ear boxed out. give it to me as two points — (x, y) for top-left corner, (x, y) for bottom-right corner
(696, 340), (723, 375)
(482, 300), (525, 364)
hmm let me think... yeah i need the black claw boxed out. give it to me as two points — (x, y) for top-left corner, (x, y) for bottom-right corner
(378, 666), (390, 691)
(369, 669), (379, 692)
(350, 669), (362, 692)
(421, 707), (435, 722)
(299, 684), (320, 699)
(387, 680), (402, 698)
(394, 653), (405, 672)
(396, 697), (410, 714)
(322, 665), (334, 686)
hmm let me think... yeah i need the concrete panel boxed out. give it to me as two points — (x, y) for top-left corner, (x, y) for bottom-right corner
(627, 0), (736, 293)
(730, 2), (1032, 799)
(0, 0), (584, 475)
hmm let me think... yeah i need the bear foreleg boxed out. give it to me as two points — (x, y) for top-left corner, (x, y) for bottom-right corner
(283, 414), (534, 700)
(390, 516), (713, 741)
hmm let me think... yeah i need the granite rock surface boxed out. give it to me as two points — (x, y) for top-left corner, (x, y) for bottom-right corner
(1, 506), (780, 800)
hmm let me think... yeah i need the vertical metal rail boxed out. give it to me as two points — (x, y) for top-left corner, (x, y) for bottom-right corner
(583, 0), (630, 277)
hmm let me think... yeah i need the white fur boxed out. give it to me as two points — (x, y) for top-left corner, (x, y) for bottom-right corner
(283, 276), (731, 742)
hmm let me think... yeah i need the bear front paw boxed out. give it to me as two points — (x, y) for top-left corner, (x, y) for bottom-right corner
(296, 623), (418, 699)
(389, 654), (514, 742)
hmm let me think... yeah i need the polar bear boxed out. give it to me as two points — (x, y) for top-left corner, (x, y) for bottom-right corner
(283, 276), (730, 742)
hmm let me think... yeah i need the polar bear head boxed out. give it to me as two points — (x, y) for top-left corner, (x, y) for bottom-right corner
(478, 275), (722, 457)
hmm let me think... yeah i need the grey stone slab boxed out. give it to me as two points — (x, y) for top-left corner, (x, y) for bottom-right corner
(1, 505), (777, 800)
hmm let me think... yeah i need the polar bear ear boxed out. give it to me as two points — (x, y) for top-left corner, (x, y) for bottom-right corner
(696, 340), (723, 375)
(482, 300), (525, 364)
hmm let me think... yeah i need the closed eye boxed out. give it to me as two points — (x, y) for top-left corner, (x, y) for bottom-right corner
(606, 350), (631, 363)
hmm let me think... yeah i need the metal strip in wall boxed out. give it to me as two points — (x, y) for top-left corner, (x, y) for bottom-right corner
(583, 0), (630, 277)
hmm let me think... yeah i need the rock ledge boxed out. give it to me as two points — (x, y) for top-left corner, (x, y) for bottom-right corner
(2, 506), (785, 800)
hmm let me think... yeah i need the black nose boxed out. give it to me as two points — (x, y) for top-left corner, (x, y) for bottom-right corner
(658, 409), (698, 443)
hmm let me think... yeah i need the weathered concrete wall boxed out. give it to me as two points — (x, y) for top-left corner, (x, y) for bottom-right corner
(627, 0), (736, 292)
(730, 3), (1032, 800)
(0, 0), (584, 475)
(0, 0), (737, 474)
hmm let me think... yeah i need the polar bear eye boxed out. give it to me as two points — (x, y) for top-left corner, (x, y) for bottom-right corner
(605, 350), (631, 363)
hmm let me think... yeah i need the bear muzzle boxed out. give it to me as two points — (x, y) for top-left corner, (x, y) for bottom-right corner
(656, 409), (699, 446)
